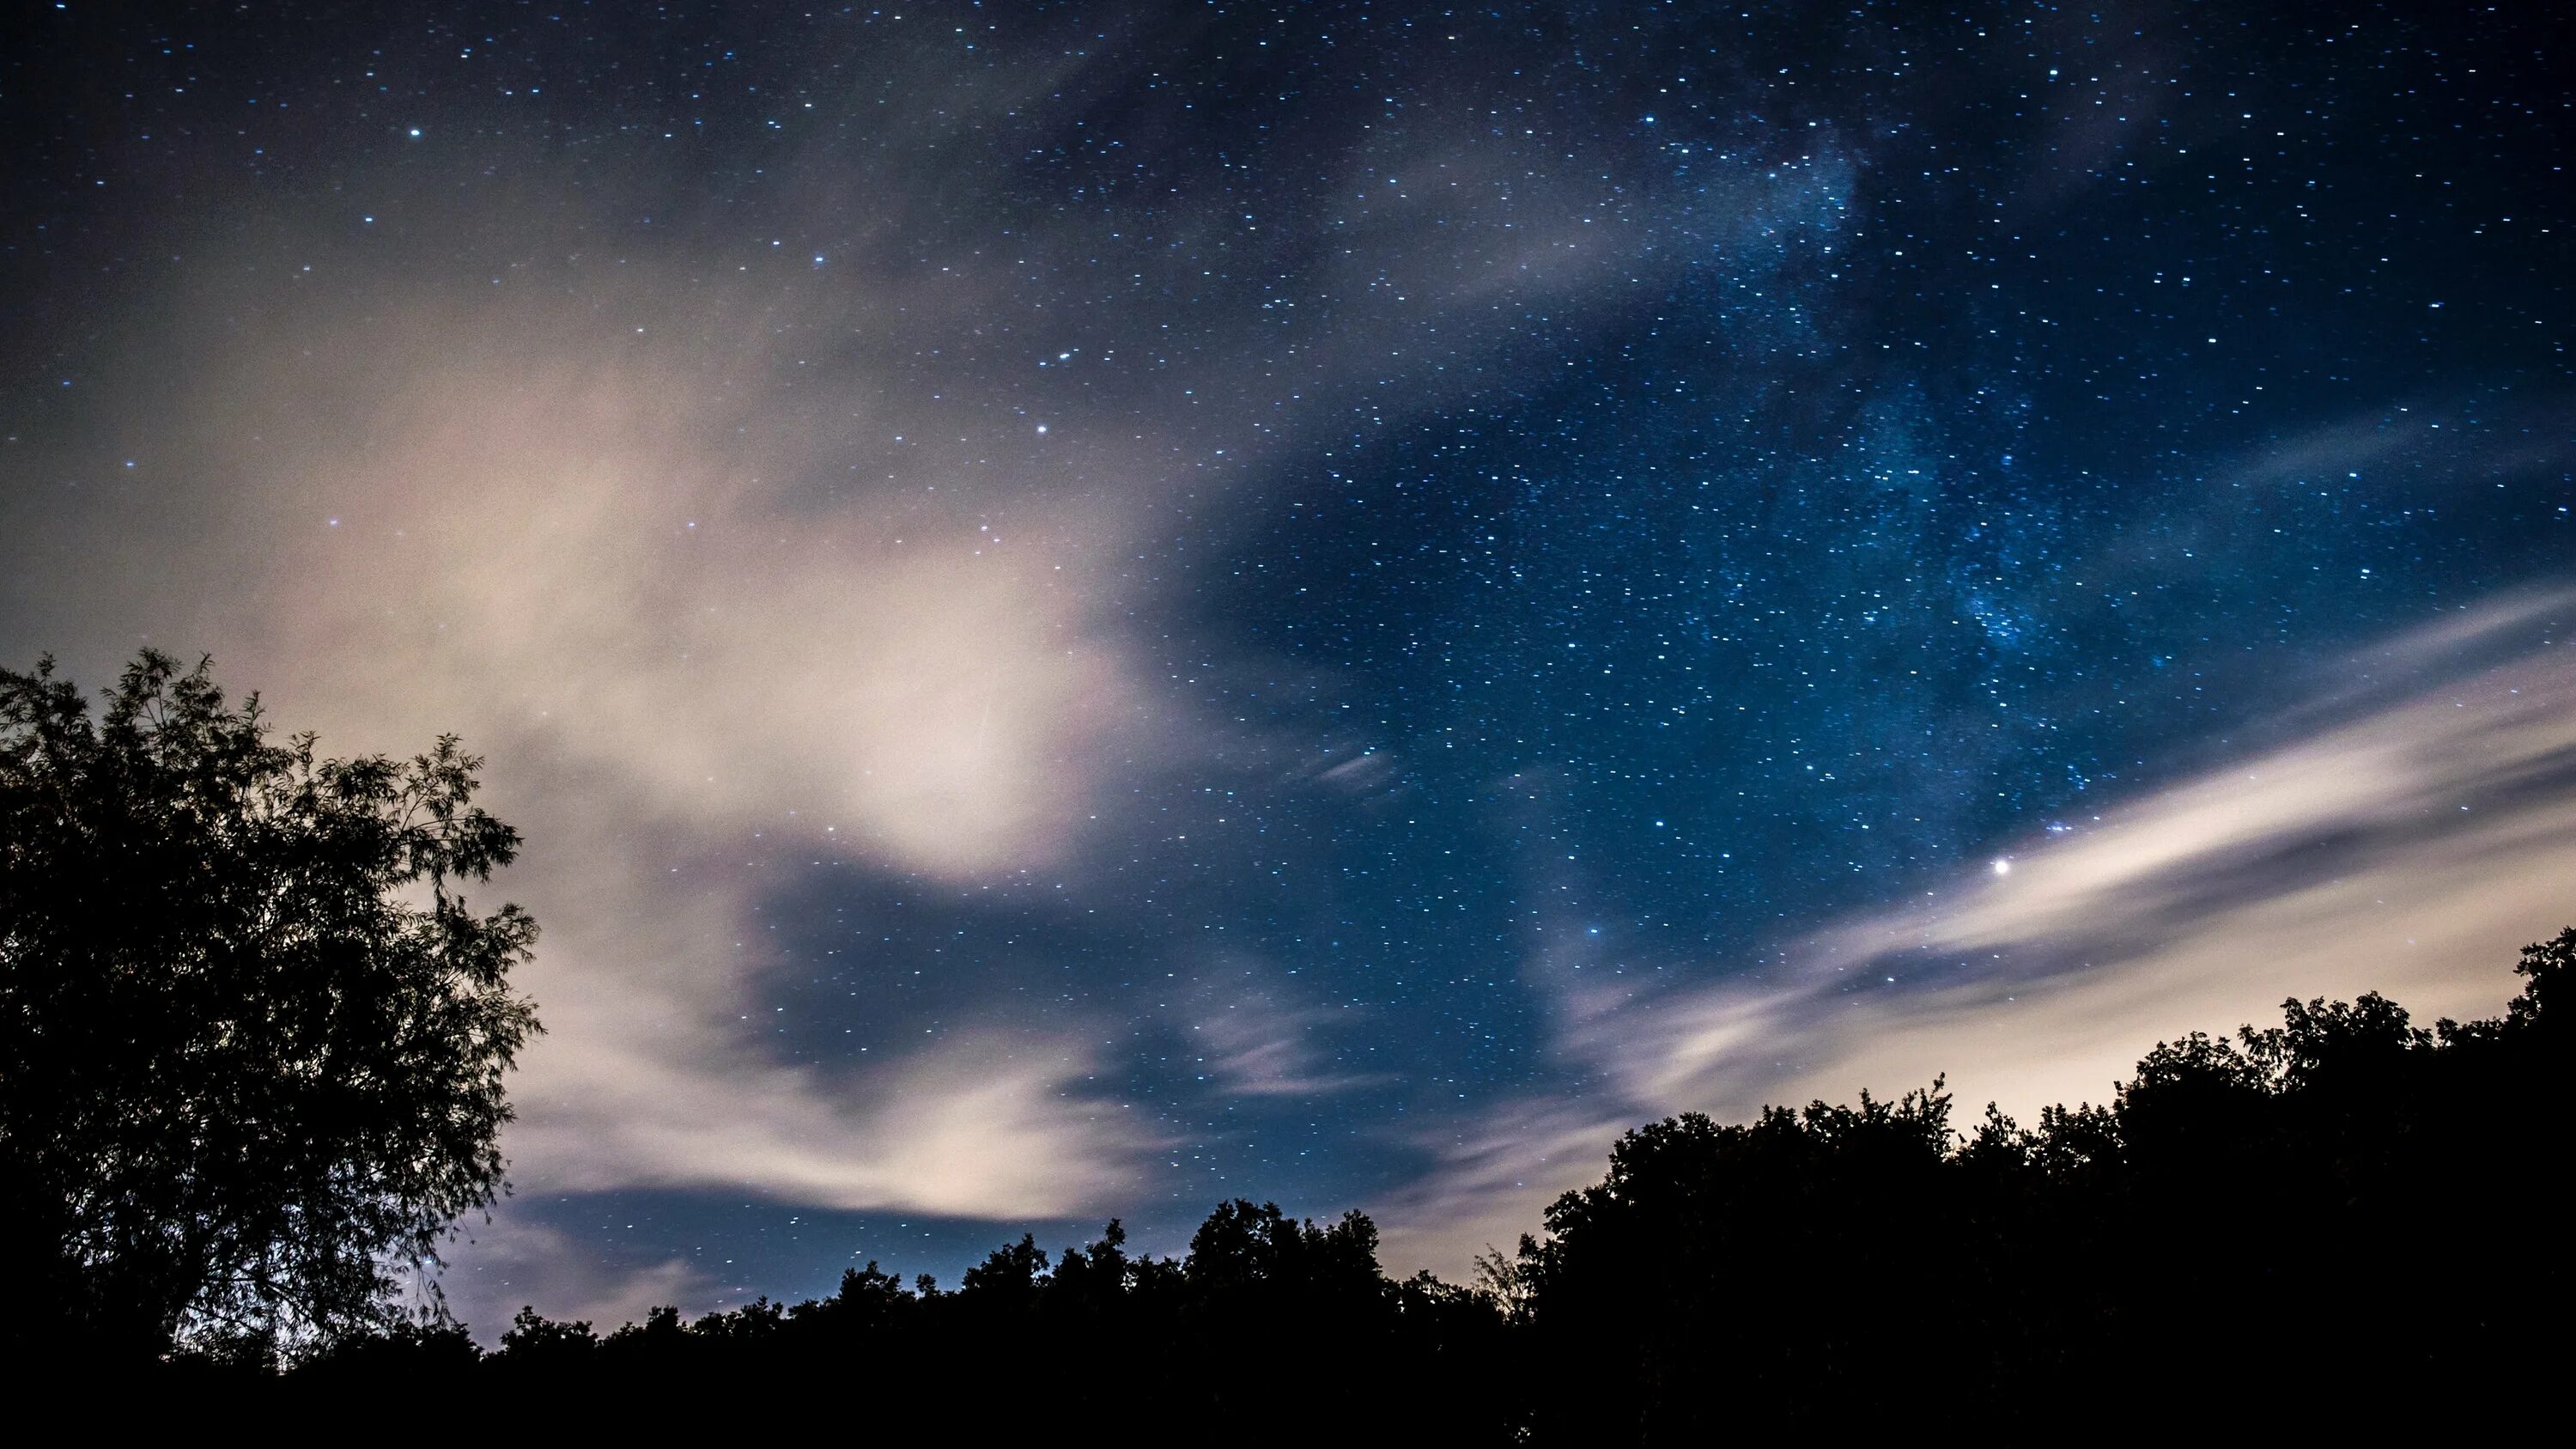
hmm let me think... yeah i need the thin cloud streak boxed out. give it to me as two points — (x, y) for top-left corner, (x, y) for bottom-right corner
(434, 1219), (710, 1339)
(1185, 965), (1394, 1100)
(511, 1031), (1162, 1217)
(0, 276), (1195, 1255)
(1384, 595), (2576, 1277)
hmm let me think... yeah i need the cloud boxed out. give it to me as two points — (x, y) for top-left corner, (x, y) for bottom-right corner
(12, 283), (1186, 1233)
(228, 344), (1170, 885)
(433, 1216), (708, 1339)
(1382, 594), (2576, 1277)
(1183, 961), (1392, 1099)
(1375, 1101), (1636, 1275)
(0, 221), (1195, 1296)
(436, 769), (1168, 1220)
(512, 1031), (1159, 1217)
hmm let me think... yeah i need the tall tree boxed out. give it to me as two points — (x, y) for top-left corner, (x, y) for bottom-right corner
(0, 650), (540, 1361)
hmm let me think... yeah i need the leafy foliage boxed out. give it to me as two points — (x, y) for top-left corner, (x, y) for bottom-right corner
(0, 651), (540, 1362)
(309, 1199), (1514, 1437)
(1505, 928), (2570, 1439)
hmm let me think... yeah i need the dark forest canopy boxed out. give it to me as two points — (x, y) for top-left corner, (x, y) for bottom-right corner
(274, 930), (2567, 1437)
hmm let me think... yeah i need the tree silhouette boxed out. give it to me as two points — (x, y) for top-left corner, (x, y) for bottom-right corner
(1504, 931), (2572, 1439)
(0, 651), (541, 1365)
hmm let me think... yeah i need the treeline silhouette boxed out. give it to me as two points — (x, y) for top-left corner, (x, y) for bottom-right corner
(253, 929), (2568, 1436)
(289, 1202), (1515, 1436)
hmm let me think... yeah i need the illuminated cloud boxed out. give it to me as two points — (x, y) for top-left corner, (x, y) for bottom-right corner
(511, 1028), (1159, 1218)
(0, 244), (1200, 1280)
(435, 1218), (709, 1336)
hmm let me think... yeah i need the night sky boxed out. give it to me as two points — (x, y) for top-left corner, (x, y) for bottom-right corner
(4, 1), (2570, 1330)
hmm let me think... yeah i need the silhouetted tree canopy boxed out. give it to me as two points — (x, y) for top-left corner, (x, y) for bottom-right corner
(458, 1198), (1507, 1436)
(1499, 928), (2571, 1439)
(0, 651), (540, 1364)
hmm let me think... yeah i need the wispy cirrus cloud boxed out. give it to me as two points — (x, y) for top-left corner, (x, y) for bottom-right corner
(434, 1218), (709, 1337)
(1183, 960), (1393, 1100)
(1384, 593), (2576, 1276)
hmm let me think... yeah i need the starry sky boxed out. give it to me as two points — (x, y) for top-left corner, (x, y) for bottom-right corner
(3, 0), (2570, 1330)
